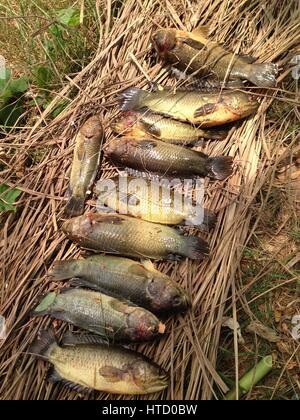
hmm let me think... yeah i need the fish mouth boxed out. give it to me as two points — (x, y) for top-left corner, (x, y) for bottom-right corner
(145, 374), (169, 393)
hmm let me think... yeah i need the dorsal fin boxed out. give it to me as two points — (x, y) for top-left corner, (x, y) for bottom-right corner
(62, 331), (109, 347)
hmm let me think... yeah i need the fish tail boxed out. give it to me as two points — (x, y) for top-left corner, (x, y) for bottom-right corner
(204, 127), (229, 141)
(119, 88), (148, 111)
(183, 236), (210, 260)
(246, 63), (278, 87)
(203, 210), (217, 230)
(65, 195), (85, 217)
(205, 156), (233, 180)
(49, 261), (75, 281)
(32, 292), (57, 317)
(186, 209), (217, 231)
(28, 329), (57, 361)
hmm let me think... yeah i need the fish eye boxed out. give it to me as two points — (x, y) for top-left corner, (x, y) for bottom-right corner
(173, 296), (182, 306)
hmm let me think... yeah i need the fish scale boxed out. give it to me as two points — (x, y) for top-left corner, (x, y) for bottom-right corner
(29, 330), (168, 394)
(50, 255), (190, 313)
(62, 213), (209, 260)
(33, 288), (163, 343)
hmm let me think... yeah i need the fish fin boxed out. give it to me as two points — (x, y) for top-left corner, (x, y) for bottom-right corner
(119, 88), (148, 111)
(76, 135), (85, 161)
(194, 103), (218, 118)
(205, 156), (233, 180)
(28, 329), (57, 361)
(92, 213), (125, 224)
(69, 277), (98, 290)
(32, 292), (57, 317)
(127, 263), (149, 277)
(238, 54), (257, 64)
(192, 25), (210, 38)
(140, 120), (161, 138)
(65, 195), (85, 217)
(184, 236), (210, 259)
(187, 209), (217, 231)
(204, 127), (229, 141)
(99, 366), (127, 382)
(49, 261), (75, 281)
(110, 298), (135, 313)
(194, 150), (208, 159)
(203, 209), (217, 230)
(62, 331), (109, 347)
(141, 260), (156, 272)
(47, 366), (63, 383)
(138, 139), (158, 149)
(246, 62), (278, 87)
(177, 36), (206, 51)
(48, 369), (93, 395)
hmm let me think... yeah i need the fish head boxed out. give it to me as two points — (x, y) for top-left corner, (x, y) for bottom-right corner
(129, 358), (169, 393)
(225, 92), (259, 118)
(62, 214), (95, 241)
(104, 138), (132, 161)
(111, 112), (139, 133)
(152, 29), (177, 55)
(125, 308), (165, 342)
(146, 275), (191, 312)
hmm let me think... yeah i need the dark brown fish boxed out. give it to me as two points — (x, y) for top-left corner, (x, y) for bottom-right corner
(62, 212), (209, 260)
(49, 255), (190, 313)
(152, 27), (278, 87)
(105, 138), (233, 180)
(65, 115), (104, 217)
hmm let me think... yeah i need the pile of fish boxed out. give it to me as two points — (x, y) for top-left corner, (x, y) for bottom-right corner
(29, 25), (278, 396)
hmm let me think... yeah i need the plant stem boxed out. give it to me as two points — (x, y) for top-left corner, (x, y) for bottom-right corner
(225, 355), (273, 400)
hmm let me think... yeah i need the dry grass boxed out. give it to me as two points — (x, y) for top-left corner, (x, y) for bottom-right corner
(0, 0), (300, 400)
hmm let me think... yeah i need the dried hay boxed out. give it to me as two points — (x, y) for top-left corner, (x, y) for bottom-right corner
(0, 0), (299, 400)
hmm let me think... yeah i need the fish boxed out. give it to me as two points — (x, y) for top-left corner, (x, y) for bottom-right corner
(29, 329), (168, 395)
(152, 26), (278, 87)
(112, 110), (228, 145)
(62, 212), (210, 260)
(49, 256), (190, 313)
(94, 175), (217, 230)
(119, 87), (259, 127)
(105, 138), (233, 180)
(65, 115), (104, 217)
(32, 288), (165, 343)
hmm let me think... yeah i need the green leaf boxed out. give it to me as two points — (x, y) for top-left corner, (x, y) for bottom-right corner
(0, 98), (25, 127)
(0, 184), (21, 212)
(9, 77), (28, 94)
(57, 8), (80, 27)
(32, 66), (52, 89)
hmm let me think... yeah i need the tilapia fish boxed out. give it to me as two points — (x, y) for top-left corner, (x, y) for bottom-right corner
(105, 138), (233, 180)
(119, 87), (259, 127)
(62, 212), (209, 260)
(94, 175), (216, 230)
(112, 110), (228, 145)
(32, 288), (165, 342)
(29, 330), (168, 395)
(65, 115), (104, 217)
(152, 27), (278, 87)
(49, 256), (190, 313)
